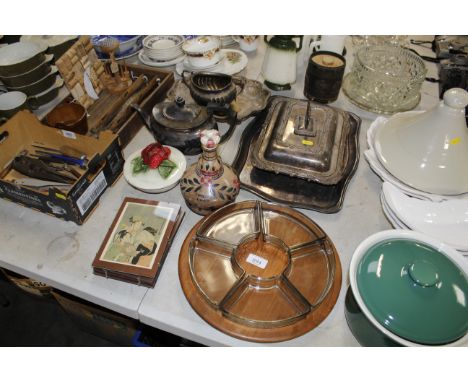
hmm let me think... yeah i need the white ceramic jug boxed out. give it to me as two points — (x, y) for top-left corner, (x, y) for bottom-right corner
(309, 35), (346, 55)
(262, 35), (303, 91)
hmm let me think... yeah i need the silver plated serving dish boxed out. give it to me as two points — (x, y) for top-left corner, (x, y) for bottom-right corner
(232, 96), (361, 213)
(251, 97), (354, 185)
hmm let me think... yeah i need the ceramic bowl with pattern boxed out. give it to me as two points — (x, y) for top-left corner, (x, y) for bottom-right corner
(91, 35), (143, 59)
(143, 35), (184, 61)
(182, 36), (221, 68)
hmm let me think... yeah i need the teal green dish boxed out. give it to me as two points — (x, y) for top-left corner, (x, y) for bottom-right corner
(358, 239), (468, 344)
(345, 287), (402, 347)
(348, 230), (468, 346)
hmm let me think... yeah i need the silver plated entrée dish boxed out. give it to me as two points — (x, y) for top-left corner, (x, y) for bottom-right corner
(232, 96), (361, 213)
(251, 98), (353, 185)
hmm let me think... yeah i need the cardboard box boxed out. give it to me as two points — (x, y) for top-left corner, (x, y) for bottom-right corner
(1, 268), (52, 298)
(51, 290), (138, 346)
(0, 110), (124, 224)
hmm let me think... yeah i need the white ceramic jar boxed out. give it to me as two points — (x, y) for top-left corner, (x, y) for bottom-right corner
(182, 36), (221, 68)
(233, 35), (259, 52)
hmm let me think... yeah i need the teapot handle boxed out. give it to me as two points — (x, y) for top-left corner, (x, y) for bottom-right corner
(206, 103), (238, 144)
(232, 76), (246, 95)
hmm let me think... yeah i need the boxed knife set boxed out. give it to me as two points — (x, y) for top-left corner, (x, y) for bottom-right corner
(0, 110), (124, 224)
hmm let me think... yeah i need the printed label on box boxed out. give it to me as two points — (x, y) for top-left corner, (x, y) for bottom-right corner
(76, 171), (107, 215)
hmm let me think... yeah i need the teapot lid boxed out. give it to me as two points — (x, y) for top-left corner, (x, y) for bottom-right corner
(153, 96), (211, 130)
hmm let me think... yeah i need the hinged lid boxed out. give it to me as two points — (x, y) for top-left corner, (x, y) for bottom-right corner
(356, 236), (468, 345)
(251, 97), (352, 185)
(152, 96), (210, 131)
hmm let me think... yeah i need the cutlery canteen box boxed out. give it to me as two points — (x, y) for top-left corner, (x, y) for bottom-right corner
(53, 35), (175, 149)
(0, 110), (124, 224)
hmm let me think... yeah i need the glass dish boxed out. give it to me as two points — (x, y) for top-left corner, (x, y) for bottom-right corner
(187, 201), (337, 329)
(342, 45), (427, 114)
(351, 35), (409, 48)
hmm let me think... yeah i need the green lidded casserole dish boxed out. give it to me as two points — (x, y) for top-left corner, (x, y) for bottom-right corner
(347, 230), (468, 346)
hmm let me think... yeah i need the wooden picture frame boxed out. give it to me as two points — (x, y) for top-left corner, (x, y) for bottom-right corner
(92, 197), (181, 282)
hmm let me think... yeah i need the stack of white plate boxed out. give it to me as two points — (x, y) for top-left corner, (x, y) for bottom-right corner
(219, 35), (237, 48)
(365, 114), (468, 202)
(140, 35), (185, 67)
(366, 115), (468, 255)
(380, 182), (468, 255)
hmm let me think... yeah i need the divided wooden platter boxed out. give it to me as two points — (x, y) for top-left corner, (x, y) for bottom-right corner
(178, 201), (342, 343)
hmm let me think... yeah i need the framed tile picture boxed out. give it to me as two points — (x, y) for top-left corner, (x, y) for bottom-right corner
(92, 197), (184, 286)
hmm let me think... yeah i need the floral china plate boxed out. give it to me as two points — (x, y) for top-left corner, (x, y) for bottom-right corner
(123, 146), (187, 193)
(138, 51), (185, 67)
(176, 49), (248, 76)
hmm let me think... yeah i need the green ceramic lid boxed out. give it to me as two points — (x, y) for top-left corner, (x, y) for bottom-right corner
(357, 239), (468, 345)
(266, 36), (298, 51)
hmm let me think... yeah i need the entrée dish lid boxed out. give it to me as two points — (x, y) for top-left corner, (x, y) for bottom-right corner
(251, 97), (354, 185)
(353, 230), (468, 345)
(152, 97), (210, 130)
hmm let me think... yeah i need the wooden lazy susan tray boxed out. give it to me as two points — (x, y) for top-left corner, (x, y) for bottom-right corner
(179, 200), (342, 343)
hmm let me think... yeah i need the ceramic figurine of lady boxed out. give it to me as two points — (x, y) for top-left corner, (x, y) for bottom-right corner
(180, 129), (240, 215)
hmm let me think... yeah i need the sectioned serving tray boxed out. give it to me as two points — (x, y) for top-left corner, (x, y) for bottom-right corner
(232, 96), (361, 213)
(179, 201), (342, 342)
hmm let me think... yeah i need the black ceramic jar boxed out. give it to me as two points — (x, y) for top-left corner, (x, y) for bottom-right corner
(304, 51), (346, 103)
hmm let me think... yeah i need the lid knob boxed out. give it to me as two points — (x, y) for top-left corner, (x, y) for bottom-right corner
(408, 260), (439, 287)
(175, 97), (186, 108)
(443, 88), (468, 109)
